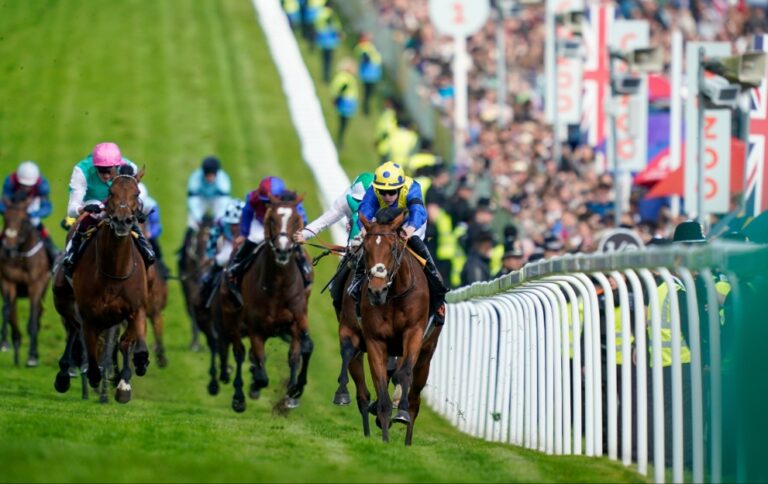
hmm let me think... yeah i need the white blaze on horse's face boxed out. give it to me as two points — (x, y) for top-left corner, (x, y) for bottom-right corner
(370, 263), (388, 279)
(376, 235), (381, 245)
(4, 228), (18, 239)
(274, 206), (294, 265)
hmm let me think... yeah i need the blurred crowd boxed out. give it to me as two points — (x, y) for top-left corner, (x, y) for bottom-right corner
(365, 0), (768, 284)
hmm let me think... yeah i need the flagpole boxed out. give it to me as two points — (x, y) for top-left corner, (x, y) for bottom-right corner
(669, 31), (683, 219)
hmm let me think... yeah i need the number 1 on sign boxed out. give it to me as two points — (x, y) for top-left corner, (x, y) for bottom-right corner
(452, 2), (465, 24)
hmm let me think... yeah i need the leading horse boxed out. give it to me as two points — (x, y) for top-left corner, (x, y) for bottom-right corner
(358, 208), (442, 445)
(0, 196), (51, 367)
(220, 192), (314, 412)
(72, 169), (150, 403)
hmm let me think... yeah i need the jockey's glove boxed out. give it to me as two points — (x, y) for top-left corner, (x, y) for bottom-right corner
(136, 212), (147, 224)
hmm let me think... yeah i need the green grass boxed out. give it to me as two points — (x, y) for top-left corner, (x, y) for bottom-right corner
(0, 1), (645, 482)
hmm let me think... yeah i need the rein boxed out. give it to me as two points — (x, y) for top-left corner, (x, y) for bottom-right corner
(364, 231), (410, 294)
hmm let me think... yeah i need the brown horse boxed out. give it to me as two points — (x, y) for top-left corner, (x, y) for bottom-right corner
(220, 193), (313, 412)
(72, 170), (150, 403)
(358, 208), (442, 445)
(194, 263), (234, 396)
(0, 197), (51, 367)
(179, 215), (214, 351)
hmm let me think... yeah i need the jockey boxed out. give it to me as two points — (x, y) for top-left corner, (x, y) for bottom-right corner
(199, 198), (245, 307)
(0, 160), (58, 266)
(292, 172), (373, 312)
(61, 142), (155, 279)
(347, 161), (449, 325)
(182, 155), (232, 251)
(226, 176), (310, 306)
(138, 182), (170, 280)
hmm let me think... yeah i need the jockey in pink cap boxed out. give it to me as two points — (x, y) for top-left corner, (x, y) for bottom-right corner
(61, 142), (155, 280)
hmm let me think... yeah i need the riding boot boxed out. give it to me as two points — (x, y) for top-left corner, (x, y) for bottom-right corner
(63, 229), (86, 280)
(294, 247), (313, 288)
(226, 239), (258, 308)
(407, 236), (449, 326)
(200, 264), (224, 308)
(177, 226), (194, 271)
(329, 255), (352, 313)
(346, 252), (366, 303)
(132, 224), (156, 268)
(150, 238), (170, 280)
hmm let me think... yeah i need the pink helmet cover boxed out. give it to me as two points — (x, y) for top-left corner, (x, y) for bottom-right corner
(92, 142), (123, 167)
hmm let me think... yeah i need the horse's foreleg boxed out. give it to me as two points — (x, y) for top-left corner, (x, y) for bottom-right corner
(204, 326), (219, 396)
(231, 332), (247, 413)
(218, 331), (231, 383)
(393, 328), (424, 426)
(26, 285), (44, 367)
(287, 327), (313, 401)
(333, 335), (356, 406)
(367, 340), (392, 442)
(130, 308), (149, 376)
(54, 325), (76, 393)
(2, 288), (21, 366)
(83, 327), (102, 389)
(150, 313), (167, 368)
(349, 351), (371, 437)
(405, 327), (441, 446)
(248, 334), (268, 399)
(0, 292), (8, 351)
(115, 326), (132, 404)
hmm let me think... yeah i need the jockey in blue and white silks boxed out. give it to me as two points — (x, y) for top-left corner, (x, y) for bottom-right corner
(186, 156), (232, 230)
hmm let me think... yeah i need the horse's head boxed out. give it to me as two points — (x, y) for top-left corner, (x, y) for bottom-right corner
(359, 207), (407, 306)
(265, 192), (304, 266)
(1, 195), (33, 257)
(106, 167), (144, 237)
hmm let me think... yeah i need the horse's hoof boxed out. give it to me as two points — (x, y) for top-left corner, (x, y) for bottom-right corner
(248, 389), (261, 400)
(99, 394), (109, 404)
(26, 357), (39, 368)
(115, 388), (131, 404)
(207, 380), (220, 396)
(219, 373), (230, 384)
(232, 398), (246, 413)
(333, 391), (352, 406)
(133, 352), (149, 376)
(189, 341), (201, 352)
(284, 397), (300, 409)
(287, 385), (304, 399)
(368, 401), (378, 416)
(54, 372), (71, 393)
(0, 341), (9, 352)
(157, 355), (168, 369)
(393, 409), (411, 425)
(68, 368), (79, 378)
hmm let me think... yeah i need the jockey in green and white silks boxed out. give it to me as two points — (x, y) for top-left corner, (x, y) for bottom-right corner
(62, 142), (155, 279)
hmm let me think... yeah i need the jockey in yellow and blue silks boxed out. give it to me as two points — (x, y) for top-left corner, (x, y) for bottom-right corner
(62, 142), (156, 280)
(0, 160), (58, 266)
(347, 162), (449, 325)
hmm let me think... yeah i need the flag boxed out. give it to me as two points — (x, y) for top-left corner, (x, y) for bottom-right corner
(745, 34), (768, 216)
(580, 4), (613, 172)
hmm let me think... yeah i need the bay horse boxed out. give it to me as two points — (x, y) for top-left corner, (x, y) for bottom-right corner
(179, 215), (214, 351)
(358, 208), (442, 445)
(145, 263), (168, 368)
(194, 265), (233, 396)
(0, 196), (51, 367)
(72, 169), (150, 403)
(220, 192), (313, 412)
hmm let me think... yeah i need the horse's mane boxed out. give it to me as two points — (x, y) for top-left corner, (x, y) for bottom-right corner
(278, 191), (298, 202)
(374, 207), (404, 225)
(10, 191), (28, 204)
(118, 164), (135, 176)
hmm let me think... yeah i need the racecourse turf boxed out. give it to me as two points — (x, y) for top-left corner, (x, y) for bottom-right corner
(0, 1), (645, 482)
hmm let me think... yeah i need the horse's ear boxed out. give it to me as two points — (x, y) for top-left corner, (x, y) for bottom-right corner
(268, 193), (280, 205)
(359, 212), (372, 231)
(136, 165), (145, 182)
(296, 192), (305, 205)
(391, 210), (406, 229)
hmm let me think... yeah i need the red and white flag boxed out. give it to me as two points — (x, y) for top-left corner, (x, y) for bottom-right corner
(745, 34), (768, 216)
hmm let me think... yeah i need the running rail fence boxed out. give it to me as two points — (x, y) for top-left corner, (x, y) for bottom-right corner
(423, 243), (768, 483)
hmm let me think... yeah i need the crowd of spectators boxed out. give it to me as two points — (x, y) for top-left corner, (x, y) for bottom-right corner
(370, 0), (768, 273)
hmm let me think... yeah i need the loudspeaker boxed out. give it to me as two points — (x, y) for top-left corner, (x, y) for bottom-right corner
(701, 77), (741, 108)
(629, 47), (663, 73)
(557, 10), (583, 36)
(703, 52), (767, 88)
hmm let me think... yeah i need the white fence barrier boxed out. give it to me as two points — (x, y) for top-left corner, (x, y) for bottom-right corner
(424, 243), (768, 483)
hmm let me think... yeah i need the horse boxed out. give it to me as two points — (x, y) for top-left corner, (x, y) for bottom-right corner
(179, 214), (214, 351)
(0, 196), (51, 367)
(194, 263), (234, 396)
(358, 208), (442, 445)
(71, 169), (150, 403)
(220, 192), (314, 412)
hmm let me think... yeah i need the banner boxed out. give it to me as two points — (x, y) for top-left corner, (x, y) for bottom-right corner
(609, 20), (649, 172)
(745, 34), (768, 216)
(684, 41), (731, 217)
(702, 109), (732, 214)
(545, 0), (583, 125)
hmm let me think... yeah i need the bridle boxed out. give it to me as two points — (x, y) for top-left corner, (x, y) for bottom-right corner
(2, 213), (35, 259)
(106, 174), (141, 233)
(363, 230), (408, 293)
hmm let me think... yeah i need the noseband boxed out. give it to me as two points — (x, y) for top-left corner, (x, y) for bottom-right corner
(107, 175), (141, 231)
(363, 231), (407, 291)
